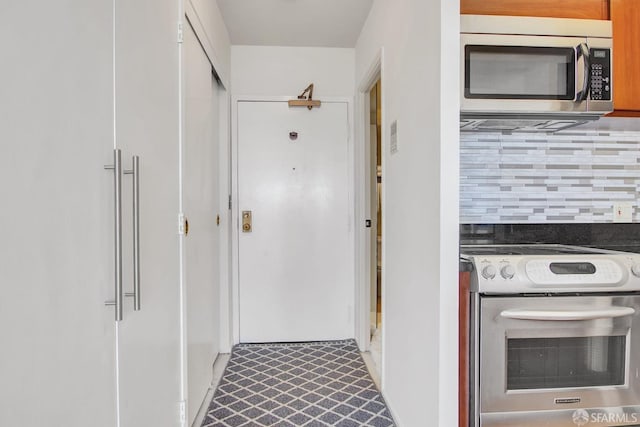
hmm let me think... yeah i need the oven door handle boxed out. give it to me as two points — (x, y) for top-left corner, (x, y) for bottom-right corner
(500, 306), (635, 321)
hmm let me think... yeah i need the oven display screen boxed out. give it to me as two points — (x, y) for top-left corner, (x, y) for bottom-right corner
(549, 262), (596, 275)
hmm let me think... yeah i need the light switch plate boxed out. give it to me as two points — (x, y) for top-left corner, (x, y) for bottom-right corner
(613, 202), (633, 223)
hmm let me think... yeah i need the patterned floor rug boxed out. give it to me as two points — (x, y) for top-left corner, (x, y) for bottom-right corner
(201, 340), (395, 427)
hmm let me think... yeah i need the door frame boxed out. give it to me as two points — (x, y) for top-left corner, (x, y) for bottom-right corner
(354, 49), (384, 359)
(355, 47), (388, 390)
(230, 96), (355, 345)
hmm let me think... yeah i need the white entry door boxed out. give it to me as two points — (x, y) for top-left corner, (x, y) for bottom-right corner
(237, 101), (353, 343)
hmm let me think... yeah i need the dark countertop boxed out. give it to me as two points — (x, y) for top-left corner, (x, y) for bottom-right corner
(460, 223), (640, 248)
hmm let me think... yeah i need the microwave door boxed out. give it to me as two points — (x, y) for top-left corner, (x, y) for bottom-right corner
(460, 34), (589, 114)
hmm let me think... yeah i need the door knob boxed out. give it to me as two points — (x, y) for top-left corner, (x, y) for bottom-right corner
(242, 211), (252, 232)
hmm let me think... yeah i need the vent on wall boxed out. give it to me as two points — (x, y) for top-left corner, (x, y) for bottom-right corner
(460, 116), (595, 133)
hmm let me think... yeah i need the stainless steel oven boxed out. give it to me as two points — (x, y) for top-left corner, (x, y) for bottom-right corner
(462, 245), (640, 427)
(480, 295), (640, 426)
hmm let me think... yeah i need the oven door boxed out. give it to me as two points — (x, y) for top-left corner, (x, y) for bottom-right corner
(461, 34), (589, 114)
(479, 294), (640, 427)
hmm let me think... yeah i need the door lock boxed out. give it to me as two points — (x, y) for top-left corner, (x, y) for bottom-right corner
(242, 211), (252, 232)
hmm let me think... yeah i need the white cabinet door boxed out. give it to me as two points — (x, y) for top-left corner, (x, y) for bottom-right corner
(237, 101), (354, 343)
(2, 2), (222, 425)
(0, 1), (117, 426)
(115, 1), (182, 426)
(184, 22), (222, 424)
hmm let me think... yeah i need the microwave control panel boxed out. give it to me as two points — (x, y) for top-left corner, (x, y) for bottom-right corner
(590, 48), (611, 101)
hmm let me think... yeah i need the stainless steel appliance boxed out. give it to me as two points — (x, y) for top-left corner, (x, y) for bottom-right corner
(461, 15), (613, 132)
(461, 244), (640, 427)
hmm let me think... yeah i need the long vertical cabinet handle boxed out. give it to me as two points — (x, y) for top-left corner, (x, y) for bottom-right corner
(124, 156), (141, 310)
(104, 149), (124, 321)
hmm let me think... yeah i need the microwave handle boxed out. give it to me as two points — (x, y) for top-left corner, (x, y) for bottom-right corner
(500, 306), (635, 321)
(575, 43), (591, 102)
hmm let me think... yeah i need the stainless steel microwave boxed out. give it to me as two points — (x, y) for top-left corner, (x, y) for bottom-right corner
(461, 15), (613, 132)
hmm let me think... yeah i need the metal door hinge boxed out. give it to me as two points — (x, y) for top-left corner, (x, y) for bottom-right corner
(178, 213), (188, 235)
(178, 400), (186, 424)
(228, 194), (232, 210)
(177, 22), (184, 44)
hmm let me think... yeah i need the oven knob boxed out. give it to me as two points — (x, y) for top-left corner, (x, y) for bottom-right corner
(501, 265), (516, 279)
(631, 264), (640, 277)
(481, 265), (497, 279)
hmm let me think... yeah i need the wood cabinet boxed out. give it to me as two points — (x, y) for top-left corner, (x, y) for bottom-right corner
(610, 0), (640, 115)
(461, 0), (609, 20)
(459, 270), (471, 427)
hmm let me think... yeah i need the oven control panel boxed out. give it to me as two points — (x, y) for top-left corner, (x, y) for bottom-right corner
(465, 253), (640, 294)
(525, 259), (622, 285)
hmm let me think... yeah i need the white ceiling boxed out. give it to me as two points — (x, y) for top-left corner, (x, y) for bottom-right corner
(216, 0), (374, 48)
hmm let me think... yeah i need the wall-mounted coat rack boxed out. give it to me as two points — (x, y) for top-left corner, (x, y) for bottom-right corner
(288, 83), (321, 110)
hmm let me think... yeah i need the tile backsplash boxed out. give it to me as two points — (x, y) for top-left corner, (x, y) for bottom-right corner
(460, 129), (640, 224)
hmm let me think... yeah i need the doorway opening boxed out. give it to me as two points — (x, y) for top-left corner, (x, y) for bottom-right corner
(368, 79), (383, 374)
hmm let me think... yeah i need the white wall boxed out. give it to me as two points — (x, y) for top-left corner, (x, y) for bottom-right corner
(355, 1), (460, 426)
(231, 46), (355, 97)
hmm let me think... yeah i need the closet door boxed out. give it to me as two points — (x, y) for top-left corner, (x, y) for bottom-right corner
(115, 0), (182, 425)
(0, 1), (117, 426)
(183, 21), (223, 424)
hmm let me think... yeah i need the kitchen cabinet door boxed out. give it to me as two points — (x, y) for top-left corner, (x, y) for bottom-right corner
(610, 0), (640, 115)
(461, 0), (610, 20)
(2, 0), (224, 425)
(114, 0), (183, 426)
(0, 1), (117, 426)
